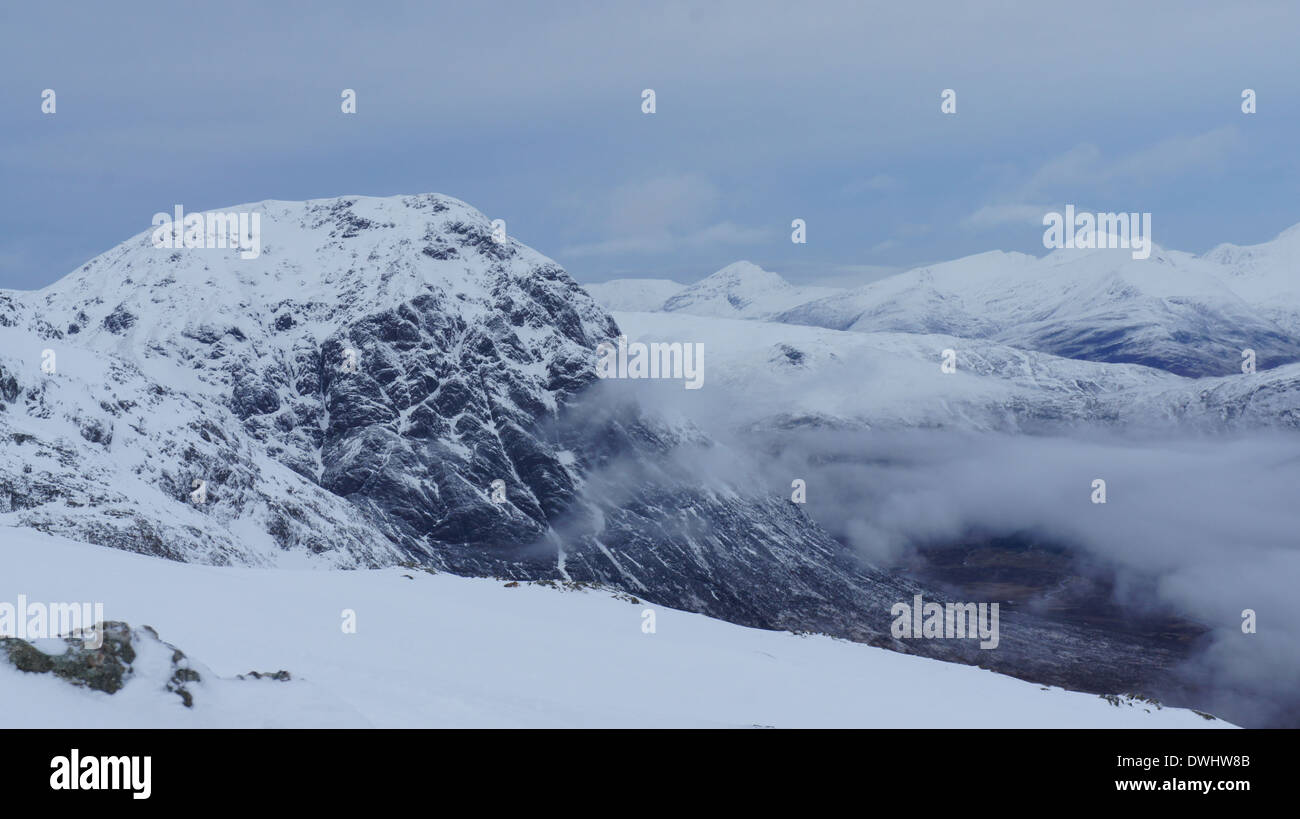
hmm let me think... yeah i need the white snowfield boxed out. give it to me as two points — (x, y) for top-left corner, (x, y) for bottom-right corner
(0, 528), (1229, 728)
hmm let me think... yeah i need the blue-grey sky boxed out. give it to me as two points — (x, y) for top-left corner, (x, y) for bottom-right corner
(2, 0), (1298, 290)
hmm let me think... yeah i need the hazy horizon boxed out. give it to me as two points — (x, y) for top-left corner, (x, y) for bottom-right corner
(4, 1), (1299, 290)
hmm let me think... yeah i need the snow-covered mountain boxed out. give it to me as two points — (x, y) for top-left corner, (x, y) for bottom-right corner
(1203, 223), (1300, 334)
(775, 251), (1036, 337)
(776, 244), (1300, 377)
(602, 231), (1300, 378)
(582, 277), (685, 312)
(9, 194), (620, 567)
(0, 194), (926, 651)
(659, 261), (843, 319)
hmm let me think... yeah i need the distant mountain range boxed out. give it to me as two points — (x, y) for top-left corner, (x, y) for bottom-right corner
(590, 227), (1300, 378)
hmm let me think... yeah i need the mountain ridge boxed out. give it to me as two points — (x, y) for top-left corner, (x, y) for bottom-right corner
(592, 230), (1300, 377)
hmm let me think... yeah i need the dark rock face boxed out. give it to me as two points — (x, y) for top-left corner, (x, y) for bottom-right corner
(1010, 320), (1300, 378)
(101, 304), (136, 334)
(0, 621), (266, 709)
(1, 622), (136, 694)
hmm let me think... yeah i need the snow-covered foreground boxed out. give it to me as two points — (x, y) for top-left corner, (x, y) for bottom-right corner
(0, 528), (1229, 728)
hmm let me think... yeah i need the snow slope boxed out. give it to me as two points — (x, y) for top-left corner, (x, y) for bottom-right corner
(0, 527), (1228, 728)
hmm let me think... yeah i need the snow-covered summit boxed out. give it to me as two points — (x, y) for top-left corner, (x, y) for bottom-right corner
(27, 193), (613, 393)
(582, 277), (685, 312)
(660, 260), (843, 319)
(1202, 221), (1300, 331)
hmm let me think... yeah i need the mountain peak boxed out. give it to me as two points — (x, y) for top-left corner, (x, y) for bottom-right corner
(660, 261), (791, 316)
(26, 193), (608, 356)
(700, 260), (789, 289)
